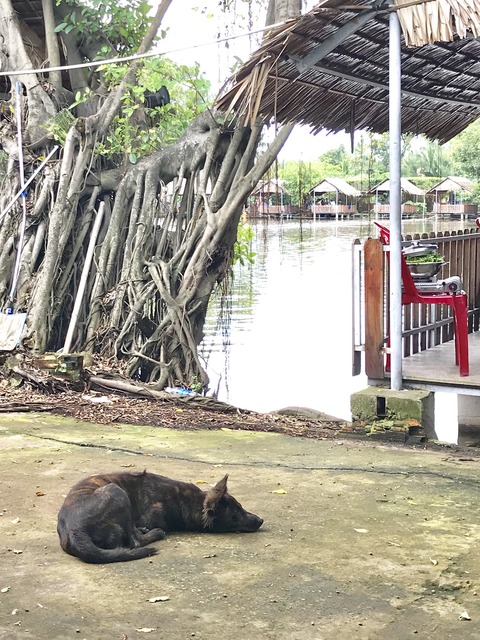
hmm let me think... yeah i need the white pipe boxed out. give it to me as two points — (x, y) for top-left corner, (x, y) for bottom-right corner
(0, 146), (59, 224)
(8, 82), (28, 304)
(389, 11), (403, 391)
(63, 202), (105, 353)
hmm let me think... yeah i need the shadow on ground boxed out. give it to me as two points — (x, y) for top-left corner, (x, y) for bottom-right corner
(1, 413), (480, 639)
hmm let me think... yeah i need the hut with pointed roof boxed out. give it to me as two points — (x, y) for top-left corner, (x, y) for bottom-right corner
(248, 178), (296, 218)
(427, 177), (478, 218)
(309, 178), (361, 219)
(370, 178), (425, 218)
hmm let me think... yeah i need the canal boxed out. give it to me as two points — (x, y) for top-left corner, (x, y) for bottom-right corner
(200, 218), (475, 419)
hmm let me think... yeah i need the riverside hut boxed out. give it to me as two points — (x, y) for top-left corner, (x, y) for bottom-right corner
(427, 177), (478, 218)
(370, 178), (425, 217)
(310, 178), (361, 219)
(248, 179), (296, 218)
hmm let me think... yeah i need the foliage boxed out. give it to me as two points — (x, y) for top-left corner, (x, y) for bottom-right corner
(450, 119), (480, 180)
(404, 200), (427, 215)
(95, 57), (211, 163)
(44, 109), (76, 145)
(402, 137), (451, 177)
(275, 160), (319, 205)
(55, 0), (153, 53)
(233, 222), (256, 266)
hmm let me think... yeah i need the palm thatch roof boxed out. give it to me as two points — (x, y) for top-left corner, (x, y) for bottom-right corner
(370, 178), (425, 195)
(310, 178), (361, 196)
(216, 0), (480, 143)
(427, 176), (475, 193)
(252, 178), (290, 195)
(395, 0), (480, 47)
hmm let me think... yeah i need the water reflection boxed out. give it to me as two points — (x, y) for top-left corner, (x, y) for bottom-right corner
(201, 218), (475, 418)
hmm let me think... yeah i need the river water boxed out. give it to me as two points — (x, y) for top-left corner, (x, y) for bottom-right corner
(200, 217), (474, 419)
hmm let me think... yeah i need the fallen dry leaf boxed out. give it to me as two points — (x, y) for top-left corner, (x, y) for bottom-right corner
(135, 628), (156, 633)
(270, 489), (287, 494)
(35, 491), (45, 497)
(429, 558), (438, 566)
(147, 596), (170, 603)
(1, 587), (10, 593)
(12, 549), (23, 554)
(354, 528), (369, 534)
(459, 611), (471, 621)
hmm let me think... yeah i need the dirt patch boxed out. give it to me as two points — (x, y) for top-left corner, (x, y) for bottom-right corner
(0, 385), (347, 439)
(2, 383), (480, 460)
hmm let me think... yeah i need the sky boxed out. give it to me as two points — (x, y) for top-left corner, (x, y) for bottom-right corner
(159, 1), (351, 161)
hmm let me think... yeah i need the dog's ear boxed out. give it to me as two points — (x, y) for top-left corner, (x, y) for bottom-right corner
(202, 475), (229, 529)
(213, 474), (229, 496)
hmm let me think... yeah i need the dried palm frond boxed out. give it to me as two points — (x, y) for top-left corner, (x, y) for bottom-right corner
(396, 0), (480, 46)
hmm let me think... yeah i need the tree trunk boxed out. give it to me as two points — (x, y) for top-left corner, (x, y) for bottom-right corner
(0, 0), (296, 393)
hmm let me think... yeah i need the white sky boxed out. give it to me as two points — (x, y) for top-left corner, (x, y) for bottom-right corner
(160, 1), (351, 160)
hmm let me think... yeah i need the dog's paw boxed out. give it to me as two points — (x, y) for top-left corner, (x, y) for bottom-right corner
(139, 527), (166, 543)
(150, 527), (166, 542)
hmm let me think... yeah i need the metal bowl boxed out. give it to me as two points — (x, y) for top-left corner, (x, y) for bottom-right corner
(406, 261), (445, 280)
(403, 242), (439, 258)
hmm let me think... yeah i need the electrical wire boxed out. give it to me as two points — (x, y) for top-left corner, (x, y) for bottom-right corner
(0, 20), (286, 79)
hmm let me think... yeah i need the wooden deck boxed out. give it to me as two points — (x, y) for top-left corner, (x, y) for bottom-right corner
(357, 228), (480, 390)
(369, 331), (480, 395)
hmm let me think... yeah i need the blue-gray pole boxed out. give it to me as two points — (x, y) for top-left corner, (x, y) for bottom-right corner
(389, 9), (403, 390)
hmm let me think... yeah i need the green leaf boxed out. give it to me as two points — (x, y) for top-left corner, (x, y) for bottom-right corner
(54, 22), (68, 32)
(129, 153), (138, 164)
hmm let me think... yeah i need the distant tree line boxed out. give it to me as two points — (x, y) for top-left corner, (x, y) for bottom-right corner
(274, 120), (480, 205)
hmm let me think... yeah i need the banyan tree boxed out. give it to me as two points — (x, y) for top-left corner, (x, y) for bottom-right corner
(0, 0), (298, 392)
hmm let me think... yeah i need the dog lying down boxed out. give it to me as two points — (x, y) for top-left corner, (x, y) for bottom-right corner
(57, 471), (263, 563)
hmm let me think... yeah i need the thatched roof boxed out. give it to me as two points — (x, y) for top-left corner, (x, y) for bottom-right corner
(427, 176), (475, 193)
(370, 178), (425, 195)
(395, 0), (480, 47)
(252, 178), (290, 195)
(216, 0), (480, 143)
(310, 178), (361, 196)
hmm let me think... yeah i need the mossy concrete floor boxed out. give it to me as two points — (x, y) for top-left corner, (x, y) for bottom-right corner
(1, 413), (480, 639)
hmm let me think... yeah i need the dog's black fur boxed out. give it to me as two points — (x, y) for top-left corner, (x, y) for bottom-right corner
(57, 471), (263, 564)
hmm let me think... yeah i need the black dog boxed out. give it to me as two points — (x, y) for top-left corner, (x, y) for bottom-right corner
(57, 471), (263, 564)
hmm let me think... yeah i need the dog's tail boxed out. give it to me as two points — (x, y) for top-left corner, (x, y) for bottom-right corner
(65, 530), (157, 564)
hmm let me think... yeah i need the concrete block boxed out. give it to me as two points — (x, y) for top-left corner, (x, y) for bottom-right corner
(350, 387), (434, 436)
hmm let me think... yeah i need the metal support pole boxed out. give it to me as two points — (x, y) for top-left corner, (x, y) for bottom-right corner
(389, 9), (403, 390)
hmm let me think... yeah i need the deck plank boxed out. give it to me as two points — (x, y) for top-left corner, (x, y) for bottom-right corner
(396, 332), (480, 390)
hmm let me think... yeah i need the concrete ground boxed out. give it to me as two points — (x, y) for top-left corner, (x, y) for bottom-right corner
(1, 413), (480, 640)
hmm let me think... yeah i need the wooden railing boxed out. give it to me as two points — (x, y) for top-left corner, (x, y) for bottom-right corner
(247, 204), (298, 217)
(354, 228), (480, 378)
(373, 204), (418, 216)
(311, 204), (357, 216)
(432, 203), (478, 216)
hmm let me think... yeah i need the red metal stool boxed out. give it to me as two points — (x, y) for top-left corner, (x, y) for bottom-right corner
(374, 222), (469, 377)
